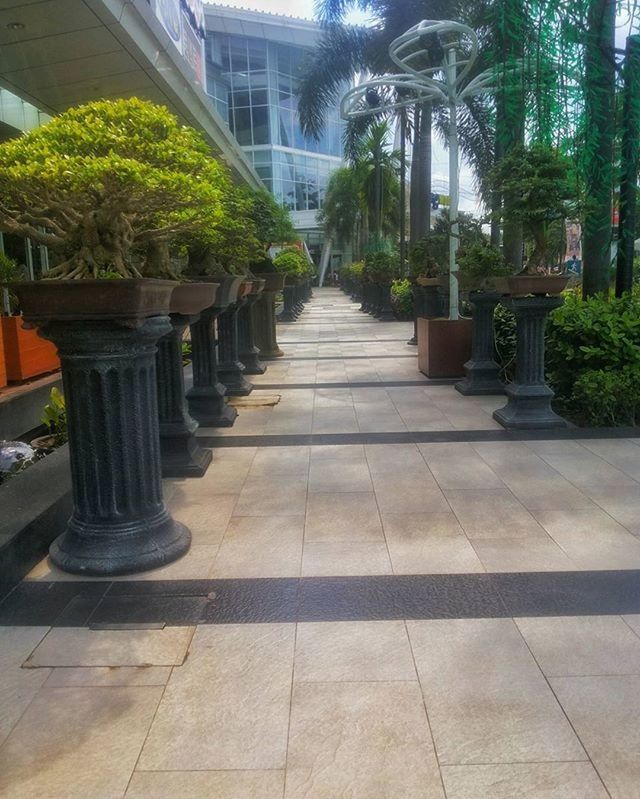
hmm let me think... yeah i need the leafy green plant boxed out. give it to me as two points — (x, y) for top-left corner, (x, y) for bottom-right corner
(40, 387), (67, 446)
(273, 248), (310, 278)
(391, 278), (413, 320)
(0, 98), (230, 279)
(457, 241), (512, 288)
(408, 234), (448, 279)
(0, 252), (22, 314)
(181, 340), (192, 366)
(363, 251), (400, 283)
(490, 144), (576, 274)
(571, 367), (640, 427)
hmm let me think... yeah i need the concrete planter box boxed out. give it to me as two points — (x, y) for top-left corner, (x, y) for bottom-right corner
(0, 445), (72, 598)
(418, 318), (473, 378)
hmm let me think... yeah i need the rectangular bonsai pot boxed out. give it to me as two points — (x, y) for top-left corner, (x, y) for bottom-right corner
(2, 316), (60, 382)
(418, 318), (473, 378)
(13, 279), (177, 323)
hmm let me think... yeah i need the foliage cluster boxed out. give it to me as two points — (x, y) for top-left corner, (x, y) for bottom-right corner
(40, 387), (68, 447)
(273, 248), (312, 279)
(457, 241), (512, 288)
(391, 278), (413, 320)
(363, 251), (400, 283)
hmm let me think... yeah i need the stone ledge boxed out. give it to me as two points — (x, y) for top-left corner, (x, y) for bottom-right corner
(0, 445), (71, 598)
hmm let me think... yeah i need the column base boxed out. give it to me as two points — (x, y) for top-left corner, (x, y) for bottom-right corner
(261, 347), (285, 359)
(241, 352), (267, 375)
(219, 364), (253, 396)
(493, 384), (570, 429)
(455, 361), (505, 396)
(50, 514), (191, 577)
(187, 385), (238, 427)
(160, 432), (213, 478)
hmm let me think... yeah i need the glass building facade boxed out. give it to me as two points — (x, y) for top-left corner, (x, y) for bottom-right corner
(205, 30), (344, 216)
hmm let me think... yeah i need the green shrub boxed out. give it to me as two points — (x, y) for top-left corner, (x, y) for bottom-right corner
(572, 367), (640, 427)
(41, 387), (68, 446)
(408, 234), (447, 279)
(363, 251), (400, 283)
(273, 248), (309, 278)
(391, 278), (413, 320)
(457, 241), (511, 287)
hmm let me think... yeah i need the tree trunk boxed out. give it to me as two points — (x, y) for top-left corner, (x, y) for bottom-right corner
(410, 102), (432, 245)
(582, 0), (616, 297)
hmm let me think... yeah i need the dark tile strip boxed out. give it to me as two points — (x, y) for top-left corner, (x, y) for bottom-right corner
(278, 338), (411, 344)
(252, 380), (457, 390)
(197, 427), (639, 448)
(4, 570), (640, 626)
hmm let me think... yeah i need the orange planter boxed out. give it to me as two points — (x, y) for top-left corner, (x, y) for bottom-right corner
(1, 316), (60, 382)
(0, 319), (6, 388)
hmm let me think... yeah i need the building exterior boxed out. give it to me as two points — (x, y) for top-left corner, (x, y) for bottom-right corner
(203, 4), (346, 263)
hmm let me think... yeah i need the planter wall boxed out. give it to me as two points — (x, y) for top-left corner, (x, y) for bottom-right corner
(418, 318), (473, 378)
(0, 320), (6, 388)
(2, 316), (60, 382)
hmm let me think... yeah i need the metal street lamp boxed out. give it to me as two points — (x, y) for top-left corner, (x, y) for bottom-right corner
(341, 19), (519, 320)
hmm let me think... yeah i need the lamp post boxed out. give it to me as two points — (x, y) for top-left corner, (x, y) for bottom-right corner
(341, 20), (519, 320)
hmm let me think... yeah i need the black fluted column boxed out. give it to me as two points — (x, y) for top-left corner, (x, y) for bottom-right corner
(239, 291), (266, 375)
(187, 306), (237, 427)
(41, 317), (190, 576)
(157, 314), (212, 477)
(218, 296), (253, 396)
(456, 292), (505, 396)
(279, 284), (297, 322)
(493, 295), (569, 429)
(254, 289), (284, 359)
(378, 281), (395, 322)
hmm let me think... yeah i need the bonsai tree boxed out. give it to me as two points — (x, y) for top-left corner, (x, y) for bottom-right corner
(0, 98), (228, 279)
(457, 241), (512, 290)
(408, 233), (451, 280)
(491, 144), (575, 275)
(247, 189), (297, 252)
(363, 251), (400, 284)
(273, 248), (310, 279)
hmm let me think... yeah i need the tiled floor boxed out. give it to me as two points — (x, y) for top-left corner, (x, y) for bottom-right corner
(2, 288), (640, 797)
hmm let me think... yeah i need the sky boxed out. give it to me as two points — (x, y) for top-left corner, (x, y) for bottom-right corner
(210, 0), (369, 24)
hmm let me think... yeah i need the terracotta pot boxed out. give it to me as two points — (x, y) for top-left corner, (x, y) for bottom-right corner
(507, 275), (569, 297)
(237, 280), (253, 300)
(0, 320), (6, 388)
(170, 283), (218, 316)
(12, 279), (176, 324)
(1, 316), (60, 382)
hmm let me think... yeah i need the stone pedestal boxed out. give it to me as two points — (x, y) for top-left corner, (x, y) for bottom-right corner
(493, 295), (569, 429)
(456, 291), (505, 396)
(279, 285), (297, 322)
(360, 283), (370, 313)
(187, 305), (237, 428)
(42, 317), (190, 576)
(218, 297), (253, 396)
(254, 290), (284, 359)
(378, 282), (395, 322)
(239, 290), (266, 375)
(157, 314), (212, 477)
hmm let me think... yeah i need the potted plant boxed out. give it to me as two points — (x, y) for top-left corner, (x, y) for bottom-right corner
(490, 144), (575, 295)
(456, 241), (513, 294)
(0, 97), (227, 575)
(274, 249), (308, 322)
(250, 255), (286, 359)
(0, 252), (60, 383)
(363, 251), (400, 321)
(31, 386), (68, 451)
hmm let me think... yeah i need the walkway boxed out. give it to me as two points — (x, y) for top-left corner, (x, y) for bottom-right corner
(2, 287), (640, 797)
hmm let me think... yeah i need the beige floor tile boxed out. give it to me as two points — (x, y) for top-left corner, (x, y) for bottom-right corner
(419, 444), (504, 489)
(234, 474), (308, 516)
(169, 495), (237, 544)
(623, 614), (640, 637)
(125, 770), (285, 798)
(46, 665), (172, 687)
(386, 527), (485, 574)
(285, 681), (445, 799)
(312, 408), (359, 433)
(408, 619), (585, 765)
(0, 686), (162, 799)
(365, 443), (428, 473)
(250, 446), (310, 476)
(516, 616), (640, 676)
(0, 627), (50, 746)
(305, 492), (383, 542)
(445, 489), (546, 539)
(139, 624), (294, 770)
(382, 512), (464, 539)
(26, 626), (194, 668)
(578, 438), (640, 482)
(294, 621), (416, 682)
(308, 459), (373, 493)
(440, 763), (607, 799)
(505, 477), (596, 511)
(534, 508), (640, 569)
(372, 475), (446, 514)
(551, 675), (640, 799)
(301, 541), (392, 576)
(309, 444), (366, 462)
(530, 445), (638, 489)
(211, 515), (303, 578)
(471, 537), (576, 572)
(115, 545), (219, 581)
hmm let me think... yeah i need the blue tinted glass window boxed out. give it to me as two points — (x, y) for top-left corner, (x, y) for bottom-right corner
(252, 106), (270, 145)
(233, 107), (252, 145)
